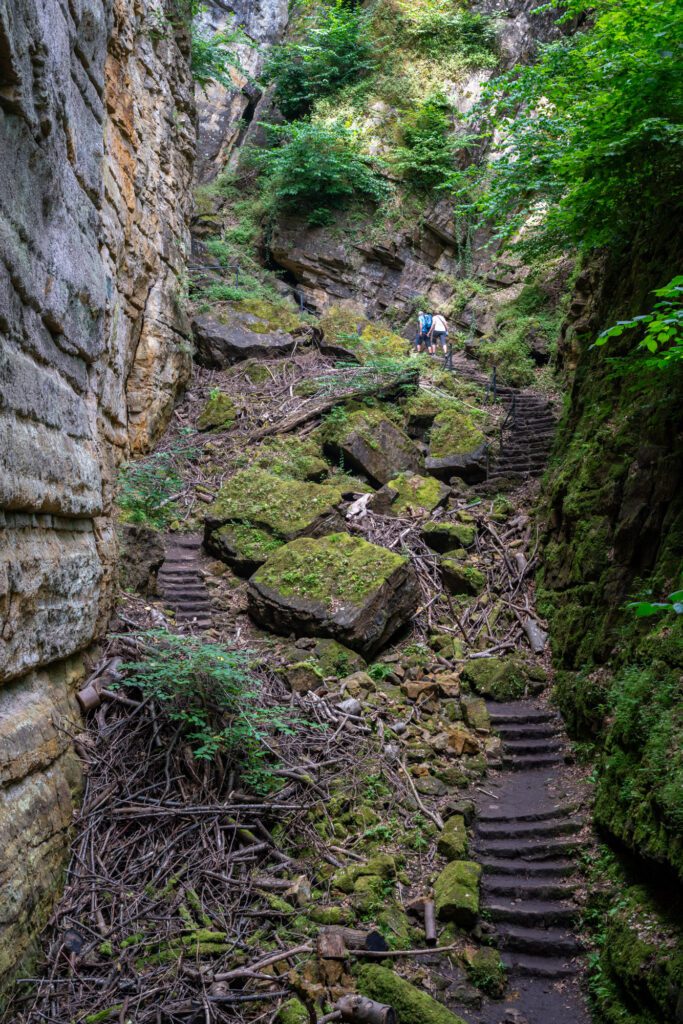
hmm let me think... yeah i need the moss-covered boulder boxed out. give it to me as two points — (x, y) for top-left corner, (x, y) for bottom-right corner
(276, 998), (309, 1024)
(463, 945), (507, 997)
(193, 313), (299, 368)
(438, 815), (468, 861)
(429, 632), (465, 660)
(248, 533), (419, 655)
(426, 408), (488, 483)
(197, 391), (236, 431)
(322, 408), (423, 486)
(461, 696), (490, 733)
(251, 436), (329, 482)
(434, 861), (481, 927)
(356, 965), (468, 1024)
(331, 854), (397, 894)
(462, 657), (547, 701)
(422, 519), (477, 552)
(204, 469), (346, 575)
(385, 473), (450, 516)
(312, 639), (367, 677)
(441, 559), (486, 595)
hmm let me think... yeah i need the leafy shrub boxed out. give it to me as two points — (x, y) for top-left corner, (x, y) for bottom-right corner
(117, 444), (193, 529)
(455, 0), (683, 254)
(264, 0), (375, 120)
(397, 2), (498, 67)
(122, 631), (300, 791)
(393, 93), (457, 189)
(595, 276), (683, 369)
(254, 120), (389, 222)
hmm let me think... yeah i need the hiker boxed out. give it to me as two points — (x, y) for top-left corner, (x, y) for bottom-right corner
(414, 310), (433, 352)
(429, 312), (449, 356)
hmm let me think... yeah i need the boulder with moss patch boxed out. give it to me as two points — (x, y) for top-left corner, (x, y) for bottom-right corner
(323, 408), (423, 487)
(276, 999), (309, 1024)
(422, 519), (477, 552)
(248, 533), (419, 655)
(331, 853), (397, 894)
(426, 409), (488, 483)
(462, 657), (547, 701)
(204, 469), (346, 575)
(434, 861), (481, 927)
(193, 314), (299, 368)
(384, 473), (450, 516)
(197, 392), (236, 431)
(356, 965), (468, 1024)
(441, 560), (486, 595)
(252, 436), (329, 482)
(463, 946), (507, 997)
(438, 815), (468, 861)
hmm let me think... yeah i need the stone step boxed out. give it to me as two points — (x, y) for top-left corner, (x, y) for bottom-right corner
(479, 856), (574, 878)
(487, 898), (578, 927)
(478, 836), (579, 860)
(164, 599), (212, 612)
(488, 708), (558, 725)
(484, 875), (578, 900)
(501, 952), (579, 979)
(478, 817), (582, 841)
(479, 804), (579, 824)
(503, 752), (565, 769)
(502, 737), (564, 755)
(493, 722), (562, 739)
(495, 923), (582, 956)
(159, 586), (208, 598)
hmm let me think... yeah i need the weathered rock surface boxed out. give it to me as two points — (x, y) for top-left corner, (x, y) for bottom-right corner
(192, 314), (298, 367)
(204, 469), (346, 574)
(323, 410), (423, 486)
(0, 0), (194, 982)
(425, 410), (488, 483)
(248, 533), (419, 655)
(434, 860), (482, 927)
(118, 525), (165, 595)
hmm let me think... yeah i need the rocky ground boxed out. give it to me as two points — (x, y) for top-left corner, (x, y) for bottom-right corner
(6, 307), (593, 1024)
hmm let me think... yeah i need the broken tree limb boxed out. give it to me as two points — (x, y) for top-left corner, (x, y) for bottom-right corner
(401, 759), (444, 830)
(335, 994), (396, 1024)
(424, 900), (437, 947)
(253, 368), (418, 438)
(320, 927), (388, 953)
(522, 616), (548, 654)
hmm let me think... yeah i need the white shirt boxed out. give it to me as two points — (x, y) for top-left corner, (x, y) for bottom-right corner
(432, 315), (447, 332)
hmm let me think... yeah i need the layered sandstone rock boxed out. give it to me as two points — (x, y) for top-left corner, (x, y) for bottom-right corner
(0, 0), (194, 983)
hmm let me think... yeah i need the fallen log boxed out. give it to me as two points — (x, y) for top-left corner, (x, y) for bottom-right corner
(336, 994), (396, 1024)
(320, 927), (389, 953)
(522, 616), (548, 654)
(253, 368), (419, 439)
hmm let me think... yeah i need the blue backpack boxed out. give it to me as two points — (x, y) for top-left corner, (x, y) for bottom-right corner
(421, 313), (433, 335)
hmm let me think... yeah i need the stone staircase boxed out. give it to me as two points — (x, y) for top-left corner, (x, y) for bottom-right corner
(474, 702), (587, 994)
(157, 534), (213, 631)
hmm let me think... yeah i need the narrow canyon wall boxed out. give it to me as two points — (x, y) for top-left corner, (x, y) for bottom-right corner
(0, 0), (194, 982)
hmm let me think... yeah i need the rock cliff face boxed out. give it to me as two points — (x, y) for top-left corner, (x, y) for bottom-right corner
(0, 0), (194, 982)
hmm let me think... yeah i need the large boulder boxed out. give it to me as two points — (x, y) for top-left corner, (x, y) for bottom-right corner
(204, 469), (346, 575)
(425, 409), (488, 483)
(248, 533), (419, 655)
(192, 314), (297, 367)
(462, 656), (547, 700)
(383, 473), (450, 516)
(322, 409), (423, 486)
(434, 860), (481, 927)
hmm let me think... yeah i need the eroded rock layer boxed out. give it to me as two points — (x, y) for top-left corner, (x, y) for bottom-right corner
(0, 0), (194, 981)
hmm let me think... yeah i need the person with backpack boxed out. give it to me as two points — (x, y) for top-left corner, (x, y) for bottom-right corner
(429, 312), (449, 356)
(414, 311), (433, 352)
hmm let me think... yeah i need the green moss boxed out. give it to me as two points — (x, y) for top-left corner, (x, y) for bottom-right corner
(312, 638), (367, 676)
(356, 965), (468, 1024)
(441, 559), (486, 595)
(98, 940), (114, 957)
(234, 297), (303, 334)
(252, 436), (329, 482)
(309, 905), (353, 925)
(331, 853), (397, 894)
(197, 392), (236, 431)
(462, 656), (545, 700)
(429, 632), (465, 659)
(85, 1008), (124, 1024)
(208, 469), (345, 539)
(463, 946), (507, 997)
(211, 523), (284, 564)
(429, 408), (486, 459)
(254, 533), (407, 608)
(387, 472), (447, 514)
(437, 815), (468, 860)
(434, 860), (481, 927)
(277, 999), (310, 1024)
(422, 520), (476, 551)
(243, 360), (270, 383)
